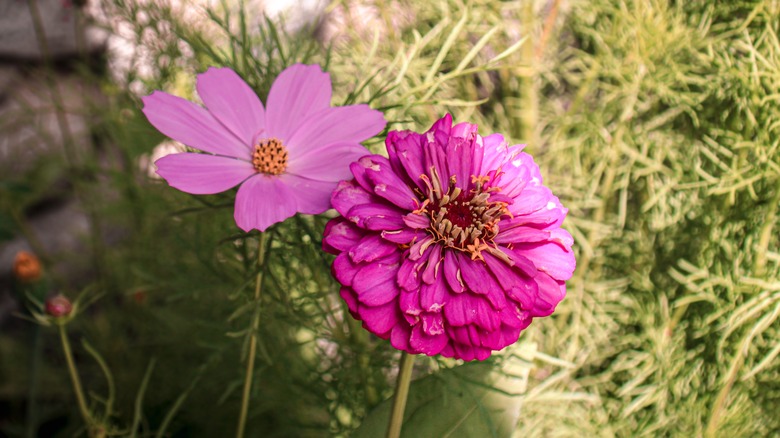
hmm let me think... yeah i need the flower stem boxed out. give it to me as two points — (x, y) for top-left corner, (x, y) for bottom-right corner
(236, 233), (267, 438)
(385, 352), (415, 438)
(58, 325), (92, 430)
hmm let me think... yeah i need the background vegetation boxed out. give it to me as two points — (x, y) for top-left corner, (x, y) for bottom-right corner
(1, 0), (778, 436)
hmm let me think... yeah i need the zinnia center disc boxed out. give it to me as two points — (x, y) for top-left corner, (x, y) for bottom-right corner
(252, 138), (288, 175)
(422, 169), (509, 256)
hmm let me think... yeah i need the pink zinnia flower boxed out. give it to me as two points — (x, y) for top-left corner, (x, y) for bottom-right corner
(142, 65), (386, 231)
(323, 115), (575, 361)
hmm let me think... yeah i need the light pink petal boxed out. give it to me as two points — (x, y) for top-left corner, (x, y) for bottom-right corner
(154, 153), (255, 195)
(142, 91), (248, 157)
(286, 142), (369, 182)
(234, 175), (298, 232)
(265, 64), (332, 142)
(287, 105), (386, 154)
(277, 173), (336, 215)
(196, 67), (265, 146)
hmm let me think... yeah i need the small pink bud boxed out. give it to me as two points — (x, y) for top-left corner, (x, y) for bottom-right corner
(45, 295), (73, 318)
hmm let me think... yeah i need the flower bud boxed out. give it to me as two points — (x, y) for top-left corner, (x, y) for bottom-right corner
(13, 251), (43, 283)
(45, 295), (73, 318)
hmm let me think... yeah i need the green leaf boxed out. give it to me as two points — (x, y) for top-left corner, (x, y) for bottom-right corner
(354, 344), (535, 438)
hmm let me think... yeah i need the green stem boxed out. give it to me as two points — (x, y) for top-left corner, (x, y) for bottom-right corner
(24, 326), (43, 438)
(58, 325), (92, 430)
(385, 352), (415, 438)
(236, 233), (267, 438)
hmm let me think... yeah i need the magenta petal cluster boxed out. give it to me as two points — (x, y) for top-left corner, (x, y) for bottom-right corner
(323, 115), (575, 361)
(142, 65), (386, 232)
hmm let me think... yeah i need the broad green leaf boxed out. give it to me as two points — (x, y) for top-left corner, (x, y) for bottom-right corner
(354, 343), (535, 438)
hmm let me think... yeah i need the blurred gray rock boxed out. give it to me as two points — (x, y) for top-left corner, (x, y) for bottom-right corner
(0, 68), (97, 178)
(0, 0), (105, 60)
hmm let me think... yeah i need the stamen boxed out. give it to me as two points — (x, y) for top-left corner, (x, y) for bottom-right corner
(252, 138), (288, 175)
(422, 171), (510, 262)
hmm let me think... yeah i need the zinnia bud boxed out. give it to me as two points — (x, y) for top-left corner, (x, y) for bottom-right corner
(13, 251), (43, 282)
(45, 295), (73, 318)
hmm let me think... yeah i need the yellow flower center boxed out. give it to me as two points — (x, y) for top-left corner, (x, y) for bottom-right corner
(252, 138), (288, 175)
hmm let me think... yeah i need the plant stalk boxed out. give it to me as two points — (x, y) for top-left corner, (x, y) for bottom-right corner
(385, 352), (415, 438)
(236, 232), (267, 438)
(24, 326), (43, 438)
(58, 325), (92, 430)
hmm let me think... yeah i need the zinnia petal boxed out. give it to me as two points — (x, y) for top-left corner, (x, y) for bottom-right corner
(323, 114), (575, 361)
(155, 153), (255, 195)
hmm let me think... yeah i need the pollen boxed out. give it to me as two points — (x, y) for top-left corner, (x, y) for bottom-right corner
(252, 138), (288, 175)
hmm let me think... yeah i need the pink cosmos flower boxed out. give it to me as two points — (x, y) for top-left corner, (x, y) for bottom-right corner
(323, 115), (575, 361)
(142, 64), (386, 232)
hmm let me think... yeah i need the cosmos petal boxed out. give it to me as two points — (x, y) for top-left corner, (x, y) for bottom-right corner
(278, 173), (336, 215)
(142, 91), (248, 157)
(265, 64), (331, 142)
(154, 153), (255, 195)
(234, 175), (297, 232)
(288, 105), (385, 154)
(286, 142), (369, 182)
(196, 67), (265, 146)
